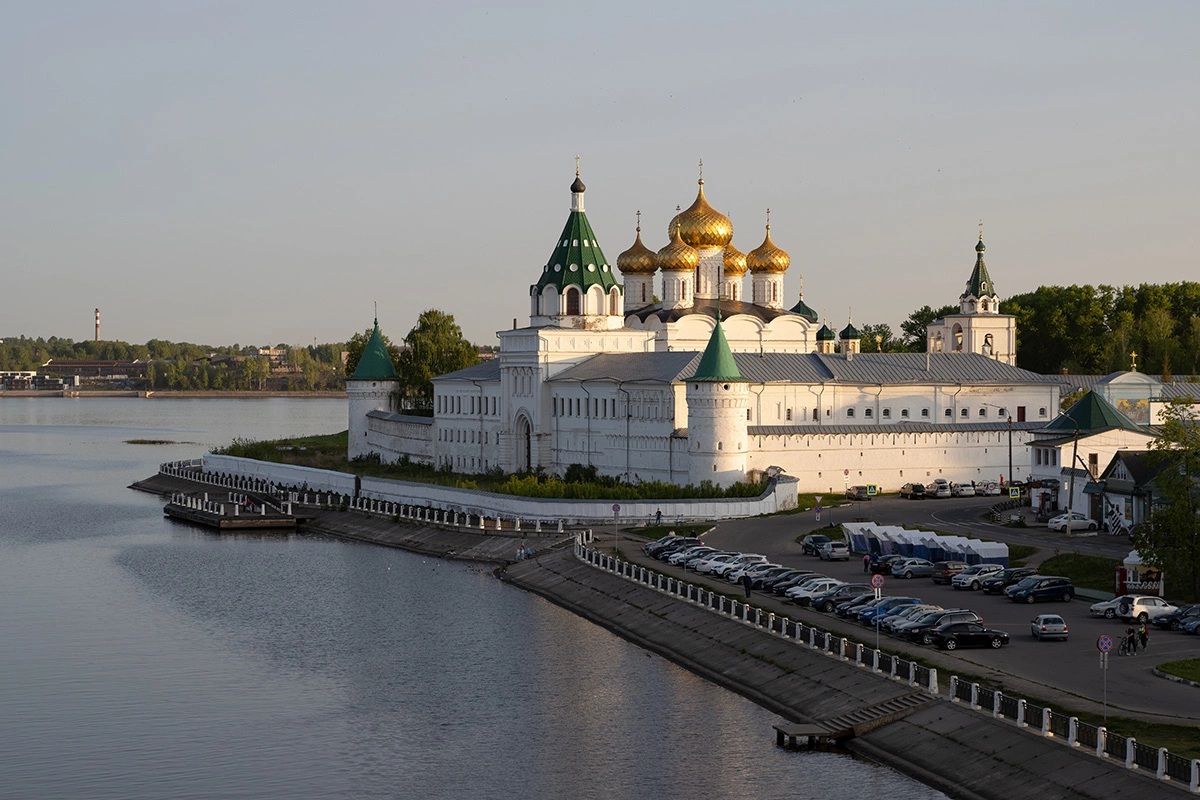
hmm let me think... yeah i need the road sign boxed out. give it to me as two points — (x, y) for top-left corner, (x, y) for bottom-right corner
(866, 484), (878, 496)
(844, 469), (849, 476)
(1009, 487), (1021, 499)
(871, 574), (884, 589)
(814, 495), (823, 505)
(1097, 635), (1113, 653)
(612, 503), (621, 513)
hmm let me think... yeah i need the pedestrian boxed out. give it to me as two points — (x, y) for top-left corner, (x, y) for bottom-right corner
(525, 546), (532, 560)
(863, 553), (871, 573)
(742, 573), (753, 598)
(1125, 625), (1138, 655)
(655, 508), (662, 526)
(870, 552), (879, 572)
(516, 548), (524, 561)
(1139, 621), (1150, 651)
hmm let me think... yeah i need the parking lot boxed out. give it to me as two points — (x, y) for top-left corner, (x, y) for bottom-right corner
(625, 524), (1200, 724)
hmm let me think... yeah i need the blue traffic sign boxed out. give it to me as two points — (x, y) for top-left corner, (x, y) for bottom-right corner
(871, 574), (884, 588)
(1097, 635), (1113, 653)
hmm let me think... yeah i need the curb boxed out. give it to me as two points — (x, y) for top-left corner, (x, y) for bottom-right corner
(1153, 667), (1200, 689)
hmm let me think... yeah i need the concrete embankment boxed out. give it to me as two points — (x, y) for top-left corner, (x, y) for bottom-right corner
(502, 547), (1189, 800)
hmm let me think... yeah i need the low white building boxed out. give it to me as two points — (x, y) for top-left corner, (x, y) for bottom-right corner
(350, 167), (1061, 493)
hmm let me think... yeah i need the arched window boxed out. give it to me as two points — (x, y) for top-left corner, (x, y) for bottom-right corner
(641, 284), (647, 303)
(609, 289), (619, 315)
(772, 283), (778, 302)
(565, 287), (581, 315)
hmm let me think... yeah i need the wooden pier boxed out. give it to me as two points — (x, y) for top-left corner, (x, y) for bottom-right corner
(774, 691), (933, 749)
(163, 492), (298, 531)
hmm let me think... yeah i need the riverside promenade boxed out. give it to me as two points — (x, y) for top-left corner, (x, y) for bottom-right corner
(504, 543), (1196, 800)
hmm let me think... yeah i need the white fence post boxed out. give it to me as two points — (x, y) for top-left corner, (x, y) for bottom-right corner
(949, 676), (959, 702)
(1126, 738), (1136, 770)
(1096, 727), (1107, 759)
(1156, 748), (1167, 781)
(1042, 710), (1052, 738)
(928, 667), (938, 695)
(1068, 717), (1078, 747)
(993, 691), (1002, 720)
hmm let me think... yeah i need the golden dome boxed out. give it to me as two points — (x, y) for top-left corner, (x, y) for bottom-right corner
(616, 220), (657, 275)
(669, 180), (733, 249)
(655, 222), (699, 273)
(722, 240), (747, 276)
(747, 222), (790, 274)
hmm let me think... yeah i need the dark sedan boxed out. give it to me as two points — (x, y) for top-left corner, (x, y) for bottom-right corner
(870, 555), (905, 575)
(1152, 604), (1200, 632)
(980, 567), (1039, 595)
(928, 621), (1010, 650)
(810, 583), (872, 613)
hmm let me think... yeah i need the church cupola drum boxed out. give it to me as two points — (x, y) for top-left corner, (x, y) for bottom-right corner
(530, 165), (624, 329)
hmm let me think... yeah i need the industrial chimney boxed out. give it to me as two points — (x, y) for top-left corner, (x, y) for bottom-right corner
(95, 308), (101, 341)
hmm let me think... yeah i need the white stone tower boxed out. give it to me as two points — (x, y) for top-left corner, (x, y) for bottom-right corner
(346, 317), (399, 461)
(925, 229), (1017, 365)
(686, 318), (749, 488)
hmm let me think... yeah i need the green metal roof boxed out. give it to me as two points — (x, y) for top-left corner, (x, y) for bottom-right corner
(689, 320), (743, 382)
(533, 207), (621, 296)
(350, 319), (399, 381)
(964, 237), (996, 298)
(840, 322), (861, 340)
(1043, 390), (1147, 435)
(788, 295), (818, 322)
(816, 323), (837, 341)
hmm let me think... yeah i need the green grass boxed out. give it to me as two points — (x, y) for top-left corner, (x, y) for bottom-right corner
(1037, 553), (1121, 593)
(1158, 658), (1200, 684)
(1007, 544), (1038, 567)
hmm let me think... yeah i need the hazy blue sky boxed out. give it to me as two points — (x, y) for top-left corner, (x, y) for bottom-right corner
(3, 2), (1197, 349)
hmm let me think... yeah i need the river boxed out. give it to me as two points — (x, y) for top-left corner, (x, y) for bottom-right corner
(0, 397), (945, 800)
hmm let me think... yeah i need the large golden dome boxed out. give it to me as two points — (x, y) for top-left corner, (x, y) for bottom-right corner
(747, 222), (790, 274)
(616, 222), (657, 275)
(656, 222), (699, 272)
(669, 179), (733, 249)
(722, 239), (747, 276)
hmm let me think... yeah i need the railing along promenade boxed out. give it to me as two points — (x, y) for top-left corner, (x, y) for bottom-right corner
(574, 538), (1200, 794)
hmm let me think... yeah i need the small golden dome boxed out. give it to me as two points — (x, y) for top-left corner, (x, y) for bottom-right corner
(656, 222), (699, 272)
(617, 224), (657, 275)
(747, 221), (790, 274)
(669, 180), (733, 249)
(722, 240), (747, 276)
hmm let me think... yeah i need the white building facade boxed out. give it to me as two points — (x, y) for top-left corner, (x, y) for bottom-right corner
(350, 168), (1060, 492)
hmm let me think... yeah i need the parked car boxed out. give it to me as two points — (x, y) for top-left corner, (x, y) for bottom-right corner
(800, 534), (832, 556)
(714, 553), (768, 578)
(891, 558), (935, 579)
(726, 560), (777, 583)
(646, 536), (702, 558)
(748, 565), (797, 589)
(927, 479), (952, 498)
(879, 604), (942, 633)
(818, 541), (851, 561)
(978, 482), (1002, 496)
(1151, 604), (1200, 631)
(1182, 617), (1200, 635)
(859, 597), (921, 626)
(1047, 512), (1098, 532)
(786, 578), (845, 603)
(760, 569), (811, 592)
(667, 545), (715, 565)
(835, 593), (880, 618)
(846, 485), (870, 501)
(810, 583), (872, 613)
(770, 571), (827, 596)
(1006, 575), (1075, 604)
(1118, 595), (1178, 622)
(931, 561), (969, 585)
(951, 564), (1004, 591)
(903, 609), (983, 645)
(929, 621), (1010, 650)
(899, 483), (926, 499)
(980, 567), (1039, 595)
(1030, 614), (1069, 641)
(1089, 594), (1140, 619)
(870, 554), (906, 575)
(950, 481), (976, 497)
(892, 607), (955, 636)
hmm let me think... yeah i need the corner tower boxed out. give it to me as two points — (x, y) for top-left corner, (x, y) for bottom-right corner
(686, 317), (749, 488)
(530, 166), (624, 329)
(925, 228), (1017, 365)
(347, 316), (399, 461)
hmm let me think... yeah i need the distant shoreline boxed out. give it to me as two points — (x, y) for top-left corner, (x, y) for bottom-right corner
(0, 390), (346, 399)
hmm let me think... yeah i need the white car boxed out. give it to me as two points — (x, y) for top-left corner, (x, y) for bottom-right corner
(728, 561), (780, 584)
(978, 482), (1002, 496)
(1118, 596), (1178, 622)
(950, 482), (976, 497)
(1047, 512), (1098, 532)
(951, 563), (1003, 590)
(694, 553), (740, 574)
(818, 541), (851, 561)
(1089, 594), (1139, 619)
(716, 554), (767, 579)
(667, 546), (714, 565)
(927, 479), (952, 498)
(785, 577), (843, 601)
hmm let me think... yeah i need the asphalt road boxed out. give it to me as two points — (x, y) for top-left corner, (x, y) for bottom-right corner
(620, 497), (1199, 725)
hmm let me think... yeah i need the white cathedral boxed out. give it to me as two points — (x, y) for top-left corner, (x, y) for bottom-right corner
(348, 168), (1060, 493)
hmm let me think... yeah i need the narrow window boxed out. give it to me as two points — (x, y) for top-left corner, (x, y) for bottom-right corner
(565, 287), (581, 315)
(847, 408), (855, 418)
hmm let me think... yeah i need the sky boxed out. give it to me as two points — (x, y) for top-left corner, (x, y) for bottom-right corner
(2, 2), (1197, 349)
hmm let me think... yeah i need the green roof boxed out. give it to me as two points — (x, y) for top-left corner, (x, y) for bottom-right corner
(1043, 390), (1147, 435)
(350, 319), (399, 381)
(840, 322), (860, 340)
(533, 186), (621, 296)
(788, 295), (818, 322)
(964, 237), (996, 299)
(816, 323), (837, 341)
(689, 320), (743, 382)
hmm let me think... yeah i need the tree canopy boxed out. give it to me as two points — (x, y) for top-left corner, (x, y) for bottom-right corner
(396, 310), (479, 409)
(1133, 398), (1200, 601)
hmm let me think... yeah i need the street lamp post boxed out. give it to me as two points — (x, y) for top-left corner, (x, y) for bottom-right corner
(1007, 415), (1013, 490)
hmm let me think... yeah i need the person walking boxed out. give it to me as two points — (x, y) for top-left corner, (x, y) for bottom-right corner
(863, 553), (871, 573)
(742, 573), (753, 598)
(1139, 621), (1150, 651)
(1124, 625), (1138, 655)
(655, 508), (663, 526)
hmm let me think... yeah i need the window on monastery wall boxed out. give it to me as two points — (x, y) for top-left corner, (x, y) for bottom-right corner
(786, 409), (792, 421)
(921, 409), (929, 417)
(812, 408), (818, 421)
(882, 409), (891, 418)
(961, 408), (969, 417)
(978, 408), (987, 417)
(1039, 407), (1047, 417)
(747, 409), (751, 420)
(865, 409), (873, 418)
(847, 408), (855, 418)
(999, 407), (1008, 417)
(566, 288), (581, 315)
(901, 409), (909, 418)
(945, 408), (952, 418)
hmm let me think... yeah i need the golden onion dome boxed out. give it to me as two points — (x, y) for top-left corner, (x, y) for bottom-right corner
(747, 222), (790, 274)
(616, 221), (657, 275)
(655, 222), (699, 273)
(668, 179), (733, 249)
(722, 240), (747, 276)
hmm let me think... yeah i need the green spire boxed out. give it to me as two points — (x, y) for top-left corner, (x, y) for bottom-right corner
(351, 318), (399, 381)
(690, 319), (743, 381)
(533, 172), (621, 297)
(964, 234), (995, 299)
(1044, 391), (1146, 435)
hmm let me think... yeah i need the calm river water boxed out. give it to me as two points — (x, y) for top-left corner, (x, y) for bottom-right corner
(0, 397), (945, 800)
